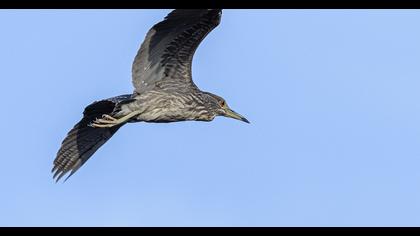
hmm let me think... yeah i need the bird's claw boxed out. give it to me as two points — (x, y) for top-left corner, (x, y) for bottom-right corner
(88, 110), (142, 128)
(102, 114), (117, 121)
(89, 114), (119, 128)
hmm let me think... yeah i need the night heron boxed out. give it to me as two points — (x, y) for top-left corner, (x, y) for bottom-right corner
(52, 9), (249, 182)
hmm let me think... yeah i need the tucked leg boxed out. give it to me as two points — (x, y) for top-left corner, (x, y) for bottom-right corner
(89, 110), (142, 128)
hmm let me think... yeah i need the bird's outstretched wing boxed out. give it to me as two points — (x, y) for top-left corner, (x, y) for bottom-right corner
(132, 9), (222, 94)
(52, 95), (132, 182)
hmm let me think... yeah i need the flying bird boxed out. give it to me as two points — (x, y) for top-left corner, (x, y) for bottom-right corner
(52, 9), (249, 182)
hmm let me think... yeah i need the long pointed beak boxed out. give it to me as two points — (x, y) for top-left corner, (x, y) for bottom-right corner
(224, 108), (250, 124)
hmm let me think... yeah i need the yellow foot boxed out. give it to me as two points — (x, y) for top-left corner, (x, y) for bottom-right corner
(88, 111), (142, 128)
(89, 114), (119, 128)
(102, 114), (117, 121)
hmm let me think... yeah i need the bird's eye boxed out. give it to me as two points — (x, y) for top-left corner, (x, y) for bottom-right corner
(219, 100), (225, 107)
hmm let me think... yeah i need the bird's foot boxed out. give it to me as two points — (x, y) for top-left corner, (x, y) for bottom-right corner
(101, 114), (117, 121)
(89, 114), (120, 128)
(89, 110), (143, 128)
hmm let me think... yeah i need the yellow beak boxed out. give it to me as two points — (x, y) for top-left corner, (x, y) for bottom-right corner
(224, 108), (250, 123)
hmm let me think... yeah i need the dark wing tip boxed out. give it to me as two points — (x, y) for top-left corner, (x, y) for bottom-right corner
(156, 9), (222, 34)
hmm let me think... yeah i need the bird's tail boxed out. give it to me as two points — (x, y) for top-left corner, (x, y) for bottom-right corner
(52, 95), (133, 182)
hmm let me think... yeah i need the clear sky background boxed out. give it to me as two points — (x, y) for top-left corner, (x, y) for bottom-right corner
(1, 9), (420, 226)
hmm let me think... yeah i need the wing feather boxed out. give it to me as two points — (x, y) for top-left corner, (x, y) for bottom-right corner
(132, 9), (222, 93)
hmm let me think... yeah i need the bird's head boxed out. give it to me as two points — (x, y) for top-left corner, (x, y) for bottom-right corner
(204, 92), (250, 124)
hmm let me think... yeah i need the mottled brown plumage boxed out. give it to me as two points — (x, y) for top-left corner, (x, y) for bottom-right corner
(53, 9), (248, 182)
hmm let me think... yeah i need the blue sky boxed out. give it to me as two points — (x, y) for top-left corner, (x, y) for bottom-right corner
(1, 9), (420, 226)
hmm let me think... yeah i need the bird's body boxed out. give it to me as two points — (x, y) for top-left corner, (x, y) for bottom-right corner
(53, 9), (248, 182)
(117, 86), (217, 123)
